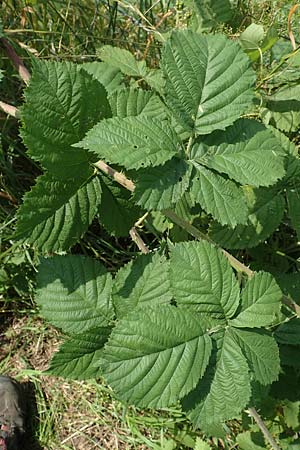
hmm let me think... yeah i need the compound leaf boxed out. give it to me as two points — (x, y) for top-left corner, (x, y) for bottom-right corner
(48, 327), (111, 380)
(15, 174), (102, 252)
(113, 253), (172, 318)
(161, 30), (255, 135)
(231, 328), (280, 385)
(209, 186), (285, 249)
(102, 305), (212, 408)
(230, 272), (282, 328)
(21, 59), (111, 180)
(170, 241), (240, 318)
(36, 255), (113, 333)
(133, 158), (191, 210)
(77, 115), (180, 170)
(191, 164), (248, 227)
(191, 119), (285, 187)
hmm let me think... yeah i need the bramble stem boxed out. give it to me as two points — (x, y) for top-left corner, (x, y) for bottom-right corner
(94, 160), (135, 192)
(247, 407), (281, 450)
(129, 227), (149, 254)
(185, 134), (194, 158)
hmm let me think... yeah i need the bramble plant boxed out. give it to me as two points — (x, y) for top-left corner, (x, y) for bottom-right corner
(11, 21), (300, 445)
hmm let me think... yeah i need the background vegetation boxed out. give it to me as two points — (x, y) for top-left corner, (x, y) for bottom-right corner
(1, 1), (300, 449)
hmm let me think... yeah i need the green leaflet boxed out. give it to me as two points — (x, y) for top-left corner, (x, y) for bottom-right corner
(187, 0), (234, 32)
(209, 186), (285, 249)
(102, 305), (212, 408)
(275, 319), (300, 345)
(173, 192), (197, 223)
(98, 45), (148, 77)
(282, 400), (300, 429)
(230, 328), (280, 385)
(161, 30), (255, 135)
(276, 272), (300, 304)
(81, 61), (123, 94)
(112, 253), (172, 318)
(271, 366), (300, 401)
(184, 329), (251, 428)
(133, 158), (191, 210)
(236, 431), (266, 450)
(261, 86), (300, 133)
(98, 175), (141, 237)
(239, 23), (265, 61)
(287, 189), (300, 240)
(48, 327), (111, 380)
(230, 272), (282, 328)
(191, 119), (285, 187)
(76, 115), (181, 170)
(97, 47), (165, 92)
(36, 255), (114, 333)
(108, 87), (167, 120)
(191, 163), (248, 227)
(194, 438), (211, 450)
(269, 125), (300, 184)
(279, 345), (300, 368)
(15, 174), (102, 252)
(143, 69), (165, 94)
(170, 241), (240, 318)
(21, 59), (111, 180)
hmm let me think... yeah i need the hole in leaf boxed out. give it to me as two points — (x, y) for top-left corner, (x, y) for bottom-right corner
(134, 145), (138, 149)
